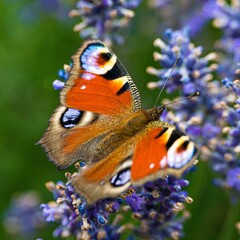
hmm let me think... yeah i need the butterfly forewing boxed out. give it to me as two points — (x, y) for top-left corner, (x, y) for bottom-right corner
(38, 40), (142, 169)
(61, 40), (142, 115)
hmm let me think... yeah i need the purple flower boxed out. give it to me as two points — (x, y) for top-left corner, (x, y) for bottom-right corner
(20, 0), (68, 22)
(69, 0), (142, 45)
(125, 191), (144, 212)
(180, 0), (216, 36)
(226, 168), (240, 192)
(147, 28), (217, 95)
(149, 1), (211, 34)
(147, 28), (223, 146)
(52, 80), (65, 90)
(210, 0), (240, 39)
(4, 192), (45, 238)
(203, 0), (240, 80)
(52, 64), (72, 90)
(41, 172), (193, 239)
(147, 28), (240, 202)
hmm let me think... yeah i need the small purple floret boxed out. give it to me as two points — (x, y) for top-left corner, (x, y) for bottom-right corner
(52, 80), (65, 90)
(226, 168), (240, 192)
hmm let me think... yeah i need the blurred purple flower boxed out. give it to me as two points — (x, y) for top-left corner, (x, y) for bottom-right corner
(226, 168), (240, 192)
(201, 0), (240, 79)
(148, 0), (211, 34)
(210, 0), (240, 39)
(183, 0), (216, 35)
(4, 192), (45, 239)
(69, 0), (142, 45)
(20, 0), (69, 22)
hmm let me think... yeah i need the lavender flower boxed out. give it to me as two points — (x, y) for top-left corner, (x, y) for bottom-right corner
(148, 0), (211, 34)
(226, 167), (240, 192)
(41, 180), (126, 239)
(20, 0), (68, 22)
(41, 166), (193, 239)
(129, 177), (192, 239)
(147, 28), (240, 202)
(149, 0), (240, 39)
(4, 192), (45, 239)
(213, 73), (240, 200)
(69, 0), (142, 45)
(52, 64), (71, 90)
(210, 0), (240, 39)
(183, 0), (216, 35)
(201, 0), (240, 79)
(195, 1), (240, 199)
(147, 28), (224, 145)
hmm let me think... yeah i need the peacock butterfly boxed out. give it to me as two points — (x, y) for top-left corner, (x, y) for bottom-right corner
(38, 40), (198, 204)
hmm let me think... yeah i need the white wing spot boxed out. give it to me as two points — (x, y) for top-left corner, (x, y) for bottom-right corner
(160, 156), (167, 168)
(81, 72), (94, 80)
(149, 163), (155, 169)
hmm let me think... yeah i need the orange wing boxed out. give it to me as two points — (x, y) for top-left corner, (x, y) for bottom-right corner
(38, 40), (142, 169)
(131, 122), (198, 184)
(61, 40), (141, 115)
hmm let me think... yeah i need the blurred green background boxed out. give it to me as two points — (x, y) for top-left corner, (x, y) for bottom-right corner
(0, 1), (239, 239)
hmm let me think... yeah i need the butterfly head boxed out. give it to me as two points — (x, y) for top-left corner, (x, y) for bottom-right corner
(146, 106), (166, 121)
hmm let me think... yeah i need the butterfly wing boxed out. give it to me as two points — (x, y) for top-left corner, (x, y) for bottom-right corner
(38, 40), (142, 169)
(131, 121), (199, 184)
(71, 121), (198, 203)
(38, 106), (115, 169)
(61, 40), (141, 115)
(71, 138), (135, 204)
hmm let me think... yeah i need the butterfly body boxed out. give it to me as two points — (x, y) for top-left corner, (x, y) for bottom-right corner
(38, 40), (198, 204)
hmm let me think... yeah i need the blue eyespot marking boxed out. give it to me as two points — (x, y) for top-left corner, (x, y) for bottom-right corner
(111, 168), (131, 187)
(60, 108), (82, 128)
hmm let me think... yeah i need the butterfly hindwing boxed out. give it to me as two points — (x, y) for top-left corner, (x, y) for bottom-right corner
(71, 138), (135, 204)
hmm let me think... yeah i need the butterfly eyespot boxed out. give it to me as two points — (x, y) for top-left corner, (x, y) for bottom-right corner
(60, 108), (82, 128)
(177, 140), (189, 153)
(100, 52), (112, 62)
(80, 43), (111, 73)
(110, 168), (131, 187)
(96, 51), (113, 66)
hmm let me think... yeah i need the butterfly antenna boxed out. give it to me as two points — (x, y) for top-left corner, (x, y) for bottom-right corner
(163, 91), (200, 108)
(153, 56), (180, 108)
